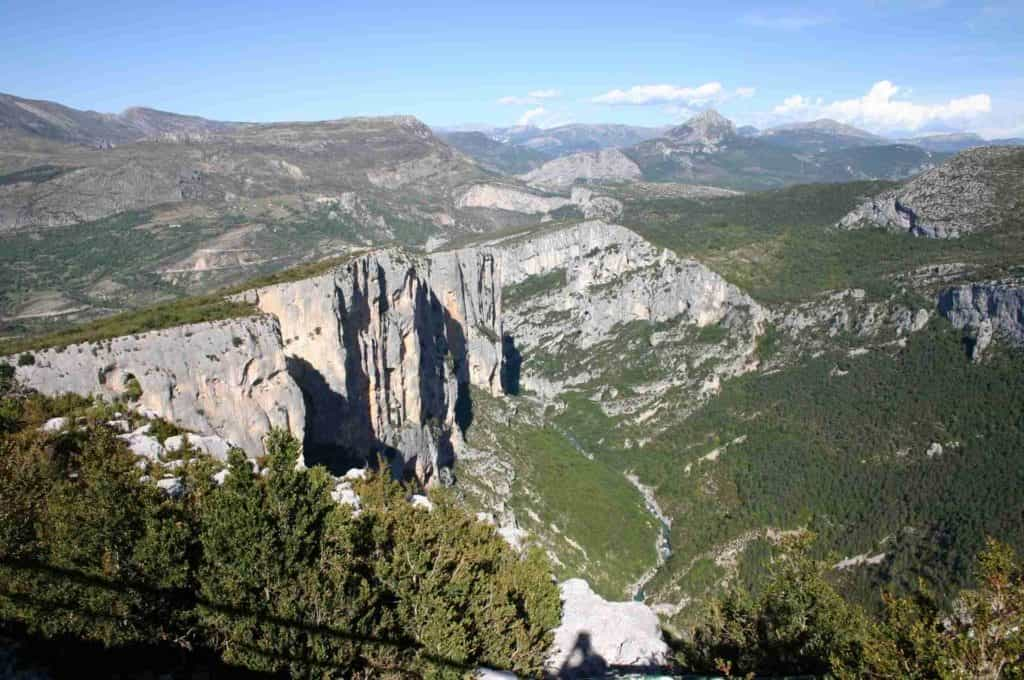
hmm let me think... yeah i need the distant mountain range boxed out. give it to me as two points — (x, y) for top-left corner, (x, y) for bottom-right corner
(434, 130), (552, 174)
(445, 113), (1021, 165)
(439, 122), (668, 158)
(612, 111), (949, 190)
(0, 92), (238, 146)
(438, 110), (1021, 191)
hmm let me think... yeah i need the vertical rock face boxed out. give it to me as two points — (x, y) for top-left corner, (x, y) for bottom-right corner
(7, 317), (305, 454)
(4, 246), (502, 484)
(938, 281), (1024, 359)
(426, 247), (504, 394)
(252, 246), (503, 482)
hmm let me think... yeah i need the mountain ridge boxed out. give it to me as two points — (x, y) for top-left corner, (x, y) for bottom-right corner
(766, 118), (881, 139)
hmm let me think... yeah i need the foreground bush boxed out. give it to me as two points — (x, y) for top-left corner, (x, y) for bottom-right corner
(679, 536), (1024, 678)
(678, 536), (874, 677)
(0, 396), (560, 678)
(197, 433), (560, 677)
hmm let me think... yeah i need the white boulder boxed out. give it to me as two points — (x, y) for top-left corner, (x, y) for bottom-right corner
(547, 579), (670, 677)
(156, 476), (184, 498)
(343, 467), (369, 481)
(410, 494), (434, 511)
(165, 434), (234, 461)
(331, 482), (362, 514)
(106, 419), (131, 433)
(474, 669), (518, 679)
(40, 417), (69, 433)
(498, 524), (529, 551)
(119, 432), (165, 462)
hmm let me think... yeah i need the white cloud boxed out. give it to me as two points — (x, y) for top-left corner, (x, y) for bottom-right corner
(735, 87), (757, 98)
(592, 82), (724, 106)
(517, 107), (547, 126)
(741, 12), (831, 30)
(773, 95), (823, 115)
(771, 81), (992, 132)
(527, 89), (561, 99)
(498, 89), (561, 106)
(512, 106), (574, 129)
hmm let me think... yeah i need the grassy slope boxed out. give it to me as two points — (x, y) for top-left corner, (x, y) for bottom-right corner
(621, 181), (1024, 304)
(459, 389), (660, 600)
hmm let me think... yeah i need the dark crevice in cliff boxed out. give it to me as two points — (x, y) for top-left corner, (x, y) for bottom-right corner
(501, 333), (522, 395)
(286, 355), (369, 473)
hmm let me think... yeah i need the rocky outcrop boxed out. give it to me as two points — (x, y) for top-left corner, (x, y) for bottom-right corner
(569, 187), (623, 220)
(491, 220), (765, 422)
(776, 288), (931, 358)
(499, 221), (763, 340)
(547, 579), (670, 677)
(838, 146), (1024, 238)
(519, 148), (642, 191)
(7, 316), (305, 455)
(250, 246), (503, 482)
(616, 181), (742, 200)
(938, 281), (1024, 359)
(455, 183), (571, 214)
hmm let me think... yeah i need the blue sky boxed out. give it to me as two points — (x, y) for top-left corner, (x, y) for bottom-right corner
(2, 0), (1022, 136)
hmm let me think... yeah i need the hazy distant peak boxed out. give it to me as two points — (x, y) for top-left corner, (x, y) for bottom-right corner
(686, 109), (734, 130)
(767, 118), (880, 139)
(913, 132), (984, 142)
(667, 109), (736, 146)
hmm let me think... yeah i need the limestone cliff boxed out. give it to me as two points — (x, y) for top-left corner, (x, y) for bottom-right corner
(6, 245), (503, 484)
(519, 148), (642, 192)
(499, 221), (762, 341)
(455, 183), (571, 214)
(491, 220), (765, 421)
(249, 246), (503, 482)
(7, 316), (305, 454)
(838, 146), (1024, 238)
(938, 280), (1024, 359)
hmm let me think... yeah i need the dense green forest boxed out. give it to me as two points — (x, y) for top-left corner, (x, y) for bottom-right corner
(619, 181), (1024, 303)
(540, 317), (1024, 628)
(679, 535), (1024, 678)
(0, 382), (560, 678)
